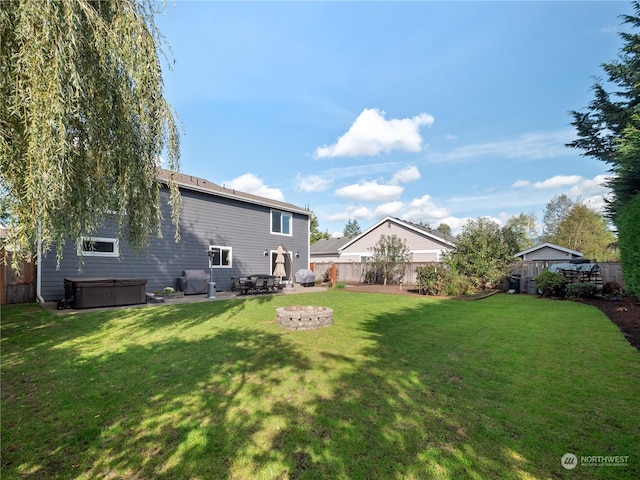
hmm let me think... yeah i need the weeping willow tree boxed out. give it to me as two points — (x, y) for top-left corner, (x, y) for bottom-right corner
(0, 0), (181, 269)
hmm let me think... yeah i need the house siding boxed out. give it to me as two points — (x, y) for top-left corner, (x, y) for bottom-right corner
(339, 221), (451, 262)
(40, 185), (309, 301)
(523, 247), (577, 261)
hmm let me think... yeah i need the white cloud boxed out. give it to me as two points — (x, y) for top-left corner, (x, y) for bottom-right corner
(437, 216), (472, 234)
(426, 128), (575, 164)
(401, 194), (452, 225)
(446, 174), (612, 220)
(390, 166), (421, 185)
(326, 206), (374, 222)
(334, 180), (404, 202)
(295, 174), (331, 193)
(533, 174), (582, 189)
(315, 108), (434, 158)
(375, 201), (404, 217)
(566, 174), (609, 197)
(567, 174), (611, 210)
(224, 173), (284, 201)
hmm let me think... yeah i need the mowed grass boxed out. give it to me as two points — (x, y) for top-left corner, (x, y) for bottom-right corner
(1, 292), (638, 479)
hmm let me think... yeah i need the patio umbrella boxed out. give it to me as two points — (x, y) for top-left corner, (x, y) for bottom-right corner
(273, 244), (287, 279)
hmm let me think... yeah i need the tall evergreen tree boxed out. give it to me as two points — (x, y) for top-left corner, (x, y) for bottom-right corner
(343, 219), (361, 237)
(567, 2), (640, 220)
(0, 0), (181, 267)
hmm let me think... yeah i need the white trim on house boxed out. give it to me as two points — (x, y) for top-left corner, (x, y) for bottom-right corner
(411, 249), (449, 261)
(208, 245), (232, 268)
(339, 216), (456, 252)
(514, 242), (583, 259)
(77, 236), (120, 257)
(271, 209), (293, 236)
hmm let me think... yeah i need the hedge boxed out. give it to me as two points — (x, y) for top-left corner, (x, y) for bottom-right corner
(617, 192), (640, 296)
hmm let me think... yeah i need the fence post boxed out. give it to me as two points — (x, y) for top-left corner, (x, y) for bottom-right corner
(330, 263), (337, 288)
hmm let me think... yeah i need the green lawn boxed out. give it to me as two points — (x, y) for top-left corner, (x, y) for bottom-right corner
(1, 292), (638, 479)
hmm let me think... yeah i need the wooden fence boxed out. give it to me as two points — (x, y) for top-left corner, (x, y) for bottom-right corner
(1, 248), (37, 304)
(510, 261), (624, 293)
(311, 261), (443, 286)
(311, 261), (624, 293)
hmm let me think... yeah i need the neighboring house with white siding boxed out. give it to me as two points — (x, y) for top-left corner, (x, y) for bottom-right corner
(319, 216), (456, 263)
(39, 170), (310, 301)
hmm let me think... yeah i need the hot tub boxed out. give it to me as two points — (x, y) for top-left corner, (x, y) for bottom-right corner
(64, 277), (147, 309)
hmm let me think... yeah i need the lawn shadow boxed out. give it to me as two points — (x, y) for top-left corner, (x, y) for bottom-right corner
(3, 296), (638, 479)
(258, 298), (639, 479)
(2, 303), (312, 478)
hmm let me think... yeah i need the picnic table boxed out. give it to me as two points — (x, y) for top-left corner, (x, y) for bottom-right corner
(232, 274), (283, 295)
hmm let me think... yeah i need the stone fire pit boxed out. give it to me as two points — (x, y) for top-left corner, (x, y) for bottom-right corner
(276, 306), (333, 330)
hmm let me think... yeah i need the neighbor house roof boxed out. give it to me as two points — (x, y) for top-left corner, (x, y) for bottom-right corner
(311, 236), (355, 255)
(158, 169), (310, 216)
(340, 216), (457, 252)
(514, 242), (583, 258)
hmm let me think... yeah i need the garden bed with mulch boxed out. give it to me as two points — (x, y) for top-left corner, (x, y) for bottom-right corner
(580, 295), (640, 352)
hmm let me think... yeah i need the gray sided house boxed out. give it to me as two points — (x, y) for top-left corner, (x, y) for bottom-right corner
(40, 170), (310, 301)
(514, 243), (583, 262)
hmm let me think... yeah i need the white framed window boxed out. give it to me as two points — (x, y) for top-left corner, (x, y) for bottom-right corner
(209, 246), (232, 268)
(271, 209), (292, 236)
(78, 236), (119, 257)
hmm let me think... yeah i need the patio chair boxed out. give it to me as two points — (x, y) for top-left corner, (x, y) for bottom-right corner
(254, 277), (267, 293)
(266, 276), (276, 292)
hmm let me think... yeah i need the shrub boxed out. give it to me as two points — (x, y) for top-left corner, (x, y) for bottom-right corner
(416, 265), (448, 295)
(535, 270), (566, 297)
(602, 281), (625, 299)
(446, 218), (514, 292)
(566, 282), (598, 299)
(617, 193), (640, 297)
(445, 269), (475, 297)
(415, 265), (474, 296)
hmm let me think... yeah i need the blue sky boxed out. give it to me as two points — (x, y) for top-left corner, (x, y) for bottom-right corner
(154, 1), (629, 236)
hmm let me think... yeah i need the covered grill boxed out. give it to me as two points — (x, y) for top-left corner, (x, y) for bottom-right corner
(295, 269), (316, 287)
(177, 270), (208, 294)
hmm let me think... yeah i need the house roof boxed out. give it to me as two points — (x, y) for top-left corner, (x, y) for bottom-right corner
(310, 236), (355, 255)
(340, 216), (457, 252)
(159, 169), (310, 216)
(514, 242), (583, 258)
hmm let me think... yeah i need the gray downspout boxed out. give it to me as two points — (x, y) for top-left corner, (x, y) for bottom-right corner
(36, 220), (44, 303)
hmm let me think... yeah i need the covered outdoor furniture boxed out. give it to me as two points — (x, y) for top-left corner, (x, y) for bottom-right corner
(295, 269), (316, 287)
(231, 274), (281, 295)
(548, 262), (603, 289)
(177, 270), (208, 294)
